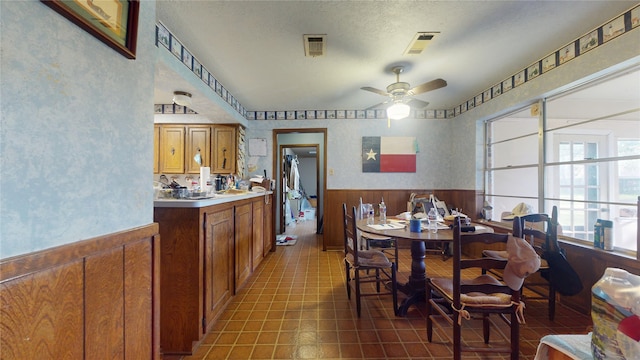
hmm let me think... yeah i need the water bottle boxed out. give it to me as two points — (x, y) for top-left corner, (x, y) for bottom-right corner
(379, 198), (387, 224)
(366, 204), (374, 225)
(427, 207), (438, 233)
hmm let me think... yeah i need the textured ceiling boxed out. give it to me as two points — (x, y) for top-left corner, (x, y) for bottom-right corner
(154, 1), (637, 117)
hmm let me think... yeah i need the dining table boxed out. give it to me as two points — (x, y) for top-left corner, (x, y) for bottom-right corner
(357, 217), (493, 316)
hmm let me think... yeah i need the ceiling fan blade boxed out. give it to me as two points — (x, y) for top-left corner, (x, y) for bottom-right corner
(361, 86), (389, 97)
(408, 78), (447, 96)
(407, 99), (429, 109)
(365, 100), (389, 110)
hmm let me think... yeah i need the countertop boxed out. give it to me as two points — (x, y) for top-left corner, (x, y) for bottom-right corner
(154, 190), (272, 208)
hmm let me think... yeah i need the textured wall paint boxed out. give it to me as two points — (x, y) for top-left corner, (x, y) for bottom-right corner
(0, 1), (156, 258)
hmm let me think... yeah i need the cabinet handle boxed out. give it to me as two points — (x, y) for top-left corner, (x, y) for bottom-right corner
(171, 147), (175, 155)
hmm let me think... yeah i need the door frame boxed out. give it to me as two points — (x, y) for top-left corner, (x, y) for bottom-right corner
(279, 144), (320, 232)
(272, 128), (327, 248)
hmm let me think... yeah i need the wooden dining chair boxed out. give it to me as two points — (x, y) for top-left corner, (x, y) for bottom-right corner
(426, 217), (523, 360)
(483, 207), (558, 320)
(343, 203), (398, 317)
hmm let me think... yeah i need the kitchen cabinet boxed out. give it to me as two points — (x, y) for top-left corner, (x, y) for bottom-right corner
(154, 193), (273, 355)
(186, 126), (211, 174)
(203, 204), (234, 331)
(212, 125), (236, 174)
(234, 202), (252, 290)
(155, 124), (237, 175)
(153, 125), (160, 173)
(252, 198), (264, 271)
(159, 125), (185, 173)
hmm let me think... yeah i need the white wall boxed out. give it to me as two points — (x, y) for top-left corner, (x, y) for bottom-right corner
(0, 1), (156, 258)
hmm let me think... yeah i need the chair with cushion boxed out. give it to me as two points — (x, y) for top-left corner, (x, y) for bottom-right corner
(483, 207), (558, 320)
(426, 217), (532, 360)
(343, 203), (398, 317)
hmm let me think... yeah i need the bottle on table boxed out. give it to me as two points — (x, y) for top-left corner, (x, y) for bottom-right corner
(379, 198), (387, 224)
(366, 204), (375, 225)
(427, 207), (438, 233)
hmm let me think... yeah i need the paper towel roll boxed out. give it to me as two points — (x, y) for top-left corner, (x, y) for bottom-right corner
(200, 167), (211, 192)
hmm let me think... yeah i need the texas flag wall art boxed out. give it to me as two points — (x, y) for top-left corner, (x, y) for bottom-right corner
(362, 136), (417, 173)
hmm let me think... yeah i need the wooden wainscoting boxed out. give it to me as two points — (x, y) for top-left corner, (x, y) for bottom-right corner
(324, 189), (482, 250)
(0, 224), (160, 360)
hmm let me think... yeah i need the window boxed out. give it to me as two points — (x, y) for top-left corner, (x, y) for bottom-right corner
(485, 67), (640, 256)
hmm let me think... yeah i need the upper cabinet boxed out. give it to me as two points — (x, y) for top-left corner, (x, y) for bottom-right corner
(159, 125), (185, 174)
(155, 124), (237, 175)
(186, 126), (211, 174)
(212, 126), (237, 174)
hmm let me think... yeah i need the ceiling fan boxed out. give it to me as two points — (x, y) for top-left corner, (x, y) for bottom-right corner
(361, 66), (447, 119)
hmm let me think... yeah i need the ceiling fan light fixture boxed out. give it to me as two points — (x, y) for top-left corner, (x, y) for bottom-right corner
(173, 91), (192, 107)
(387, 102), (411, 120)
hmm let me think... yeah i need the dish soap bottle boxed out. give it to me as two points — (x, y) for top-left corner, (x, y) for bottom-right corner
(379, 198), (387, 224)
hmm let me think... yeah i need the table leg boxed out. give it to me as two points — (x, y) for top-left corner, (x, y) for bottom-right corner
(396, 240), (427, 316)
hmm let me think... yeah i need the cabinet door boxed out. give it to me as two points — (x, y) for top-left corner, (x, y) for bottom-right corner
(203, 207), (234, 332)
(153, 125), (160, 174)
(234, 203), (252, 291)
(159, 126), (185, 173)
(252, 199), (264, 271)
(186, 126), (211, 174)
(263, 194), (274, 255)
(212, 126), (236, 174)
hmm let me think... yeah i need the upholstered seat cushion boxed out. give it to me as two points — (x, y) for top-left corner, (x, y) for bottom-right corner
(429, 275), (513, 307)
(483, 249), (549, 268)
(346, 250), (392, 268)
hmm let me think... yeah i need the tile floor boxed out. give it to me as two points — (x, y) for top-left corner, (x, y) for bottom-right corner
(180, 220), (592, 359)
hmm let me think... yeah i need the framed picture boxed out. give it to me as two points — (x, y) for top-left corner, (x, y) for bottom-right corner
(436, 110), (445, 119)
(170, 36), (182, 60)
(154, 104), (163, 114)
(579, 29), (599, 54)
(286, 111), (295, 119)
(256, 111), (265, 120)
(193, 59), (202, 78)
(415, 110), (426, 119)
(483, 89), (491, 102)
(559, 42), (575, 65)
(201, 68), (209, 85)
(246, 112), (256, 120)
(276, 111), (286, 120)
(527, 62), (540, 81)
(475, 94), (483, 106)
(447, 109), (454, 119)
(266, 111), (276, 120)
(316, 110), (325, 119)
(42, 0), (139, 59)
(163, 104), (174, 114)
(296, 111), (306, 119)
(603, 15), (625, 43)
(467, 99), (475, 110)
(174, 104), (185, 114)
(215, 81), (222, 96)
(182, 49), (193, 69)
(336, 110), (346, 119)
(492, 83), (502, 97)
(542, 53), (557, 73)
(346, 110), (356, 119)
(356, 110), (365, 119)
(426, 110), (436, 118)
(306, 110), (316, 119)
(376, 109), (386, 119)
(514, 70), (525, 87)
(326, 110), (336, 119)
(502, 77), (513, 92)
(632, 7), (639, 28)
(156, 23), (170, 49)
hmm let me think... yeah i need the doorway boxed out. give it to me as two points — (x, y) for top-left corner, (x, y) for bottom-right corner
(273, 129), (327, 248)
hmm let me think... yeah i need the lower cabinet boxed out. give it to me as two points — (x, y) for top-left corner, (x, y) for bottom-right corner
(154, 195), (274, 356)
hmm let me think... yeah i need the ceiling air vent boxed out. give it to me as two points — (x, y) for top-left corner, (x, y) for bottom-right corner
(304, 34), (326, 57)
(403, 32), (439, 55)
